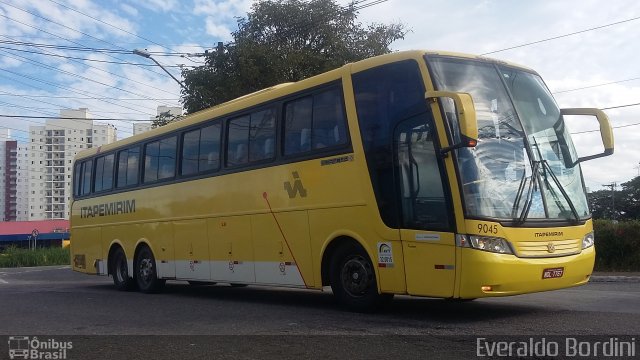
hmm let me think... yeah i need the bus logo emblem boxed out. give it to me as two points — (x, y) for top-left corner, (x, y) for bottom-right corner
(547, 243), (556, 253)
(284, 171), (307, 198)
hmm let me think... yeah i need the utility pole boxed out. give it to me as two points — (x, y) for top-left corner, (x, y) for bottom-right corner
(603, 182), (617, 220)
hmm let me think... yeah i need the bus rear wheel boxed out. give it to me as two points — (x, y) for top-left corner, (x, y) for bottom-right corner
(111, 247), (134, 291)
(135, 246), (165, 293)
(329, 243), (392, 312)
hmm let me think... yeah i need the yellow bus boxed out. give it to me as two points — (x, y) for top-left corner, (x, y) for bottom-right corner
(70, 50), (614, 311)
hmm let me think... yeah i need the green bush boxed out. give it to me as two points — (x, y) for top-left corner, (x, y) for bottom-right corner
(594, 220), (640, 271)
(0, 246), (70, 268)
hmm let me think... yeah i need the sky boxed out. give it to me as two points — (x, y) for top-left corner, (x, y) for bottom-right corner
(0, 0), (639, 191)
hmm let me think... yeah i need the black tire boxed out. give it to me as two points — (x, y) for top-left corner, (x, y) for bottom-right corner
(111, 247), (134, 291)
(188, 281), (216, 286)
(134, 246), (165, 293)
(230, 283), (248, 288)
(329, 242), (392, 312)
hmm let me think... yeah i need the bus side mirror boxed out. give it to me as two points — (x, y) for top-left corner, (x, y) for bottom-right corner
(426, 91), (478, 154)
(561, 108), (614, 163)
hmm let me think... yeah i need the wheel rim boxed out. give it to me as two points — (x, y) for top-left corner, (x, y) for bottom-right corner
(138, 255), (154, 286)
(116, 255), (128, 283)
(340, 255), (373, 297)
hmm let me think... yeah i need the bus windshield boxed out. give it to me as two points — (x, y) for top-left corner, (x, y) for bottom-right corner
(427, 56), (589, 223)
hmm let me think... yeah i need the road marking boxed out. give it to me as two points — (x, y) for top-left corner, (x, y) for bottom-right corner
(0, 278), (7, 284)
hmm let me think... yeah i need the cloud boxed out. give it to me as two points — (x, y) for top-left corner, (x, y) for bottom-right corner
(133, 0), (179, 13)
(205, 18), (232, 40)
(120, 3), (139, 17)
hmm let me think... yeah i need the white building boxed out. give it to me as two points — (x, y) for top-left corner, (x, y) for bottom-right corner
(28, 108), (117, 220)
(133, 105), (182, 135)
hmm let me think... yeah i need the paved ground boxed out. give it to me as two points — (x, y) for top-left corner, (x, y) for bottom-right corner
(0, 266), (639, 359)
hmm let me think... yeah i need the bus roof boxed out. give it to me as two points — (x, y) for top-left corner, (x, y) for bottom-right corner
(73, 49), (534, 161)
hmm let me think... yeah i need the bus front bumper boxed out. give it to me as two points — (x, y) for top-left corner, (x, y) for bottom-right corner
(458, 246), (595, 299)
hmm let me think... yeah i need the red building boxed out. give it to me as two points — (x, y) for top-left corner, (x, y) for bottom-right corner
(0, 220), (69, 248)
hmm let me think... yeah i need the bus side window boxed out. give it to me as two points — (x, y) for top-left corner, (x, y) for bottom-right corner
(283, 87), (347, 156)
(249, 108), (275, 162)
(312, 88), (347, 149)
(80, 159), (92, 196)
(117, 147), (140, 188)
(284, 97), (313, 156)
(227, 115), (250, 166)
(73, 162), (81, 197)
(158, 136), (177, 180)
(200, 123), (221, 171)
(93, 154), (114, 192)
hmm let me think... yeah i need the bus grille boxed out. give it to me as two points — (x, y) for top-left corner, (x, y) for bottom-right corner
(514, 239), (581, 258)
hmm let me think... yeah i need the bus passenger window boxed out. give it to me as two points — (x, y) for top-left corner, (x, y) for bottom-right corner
(283, 88), (347, 156)
(144, 137), (176, 182)
(181, 129), (200, 176)
(117, 147), (140, 188)
(81, 159), (92, 196)
(200, 123), (220, 171)
(94, 154), (114, 192)
(158, 137), (177, 179)
(312, 88), (347, 149)
(284, 97), (313, 156)
(182, 123), (221, 175)
(227, 115), (250, 166)
(73, 162), (81, 197)
(249, 108), (275, 162)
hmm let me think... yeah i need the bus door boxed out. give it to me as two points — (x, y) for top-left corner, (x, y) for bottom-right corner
(395, 114), (456, 297)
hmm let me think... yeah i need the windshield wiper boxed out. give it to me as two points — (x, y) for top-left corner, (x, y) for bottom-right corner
(528, 136), (581, 223)
(513, 160), (541, 224)
(539, 159), (580, 223)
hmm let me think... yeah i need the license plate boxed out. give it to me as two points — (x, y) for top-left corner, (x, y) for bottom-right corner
(542, 267), (564, 279)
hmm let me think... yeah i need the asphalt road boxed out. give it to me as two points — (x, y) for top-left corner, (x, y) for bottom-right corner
(1, 266), (639, 359)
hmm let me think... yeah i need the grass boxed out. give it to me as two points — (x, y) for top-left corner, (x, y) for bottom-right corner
(0, 246), (70, 268)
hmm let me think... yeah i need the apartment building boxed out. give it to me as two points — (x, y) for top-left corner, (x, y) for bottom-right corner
(0, 129), (29, 221)
(28, 108), (116, 220)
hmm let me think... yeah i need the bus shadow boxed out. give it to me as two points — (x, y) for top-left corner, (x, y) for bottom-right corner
(155, 282), (543, 323)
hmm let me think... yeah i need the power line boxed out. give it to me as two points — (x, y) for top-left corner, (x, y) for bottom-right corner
(601, 102), (640, 110)
(0, 114), (154, 122)
(0, 49), (164, 103)
(0, 44), (192, 68)
(0, 38), (204, 57)
(0, 15), (171, 80)
(553, 76), (640, 94)
(0, 67), (159, 116)
(0, 93), (179, 101)
(481, 15), (640, 55)
(0, 35), (181, 98)
(571, 121), (640, 135)
(45, 0), (173, 52)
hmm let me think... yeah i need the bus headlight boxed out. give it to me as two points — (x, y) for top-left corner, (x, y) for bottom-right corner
(582, 232), (594, 249)
(468, 235), (513, 254)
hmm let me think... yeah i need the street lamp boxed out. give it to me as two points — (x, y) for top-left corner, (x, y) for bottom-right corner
(133, 49), (188, 91)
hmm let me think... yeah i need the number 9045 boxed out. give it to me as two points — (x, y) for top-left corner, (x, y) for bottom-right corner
(478, 223), (498, 234)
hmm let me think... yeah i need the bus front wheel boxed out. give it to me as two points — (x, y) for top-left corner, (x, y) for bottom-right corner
(329, 243), (392, 312)
(135, 246), (165, 293)
(111, 247), (134, 291)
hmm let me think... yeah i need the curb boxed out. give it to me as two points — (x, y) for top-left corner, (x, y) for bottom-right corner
(590, 275), (640, 283)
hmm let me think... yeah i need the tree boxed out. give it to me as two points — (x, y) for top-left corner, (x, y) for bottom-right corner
(181, 0), (406, 113)
(587, 176), (640, 220)
(152, 110), (183, 128)
(619, 176), (640, 219)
